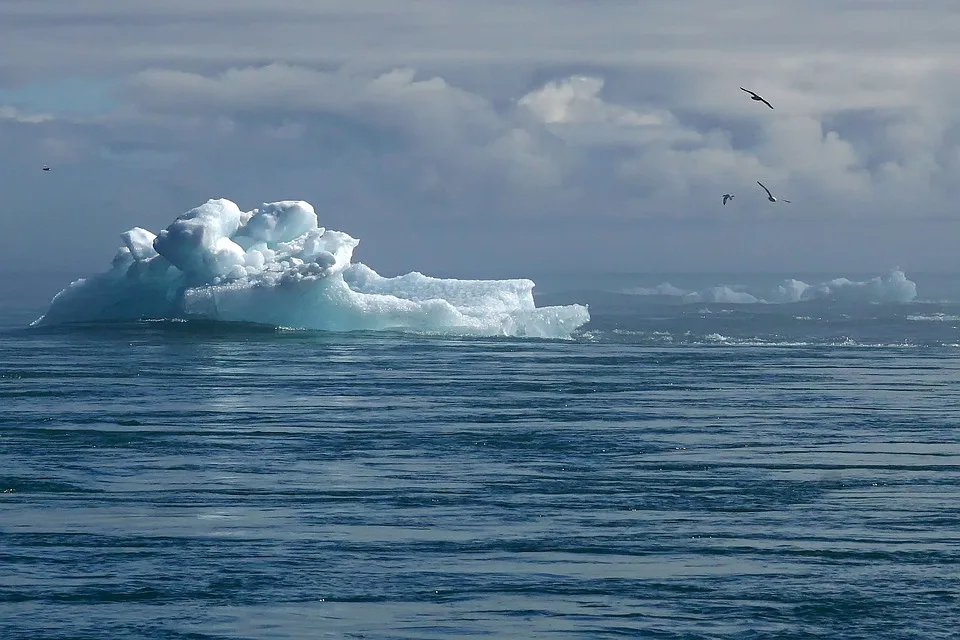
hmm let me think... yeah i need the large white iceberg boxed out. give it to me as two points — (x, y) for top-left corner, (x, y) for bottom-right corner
(33, 199), (590, 338)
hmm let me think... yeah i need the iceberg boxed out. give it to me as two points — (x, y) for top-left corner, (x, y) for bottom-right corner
(33, 199), (590, 338)
(622, 270), (917, 305)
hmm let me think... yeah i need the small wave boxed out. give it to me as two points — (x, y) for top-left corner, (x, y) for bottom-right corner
(586, 329), (926, 348)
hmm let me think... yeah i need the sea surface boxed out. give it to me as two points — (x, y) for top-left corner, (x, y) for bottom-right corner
(2, 271), (960, 639)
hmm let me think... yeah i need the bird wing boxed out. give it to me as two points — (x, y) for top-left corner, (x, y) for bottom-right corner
(741, 87), (773, 108)
(757, 181), (773, 198)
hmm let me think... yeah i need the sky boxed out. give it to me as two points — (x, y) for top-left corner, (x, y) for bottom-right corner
(2, 0), (960, 278)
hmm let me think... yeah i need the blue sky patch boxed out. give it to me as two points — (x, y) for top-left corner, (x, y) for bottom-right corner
(0, 77), (120, 115)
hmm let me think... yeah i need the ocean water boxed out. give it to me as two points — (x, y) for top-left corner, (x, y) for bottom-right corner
(2, 271), (960, 639)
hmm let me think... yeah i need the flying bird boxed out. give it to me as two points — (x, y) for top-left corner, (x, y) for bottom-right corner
(740, 87), (774, 110)
(757, 181), (790, 203)
(42, 165), (51, 171)
(722, 194), (734, 205)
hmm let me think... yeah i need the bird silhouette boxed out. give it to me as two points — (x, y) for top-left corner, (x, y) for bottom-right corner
(740, 87), (774, 110)
(757, 181), (790, 203)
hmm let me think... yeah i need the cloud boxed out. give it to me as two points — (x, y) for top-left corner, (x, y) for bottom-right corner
(118, 60), (959, 218)
(5, 2), (960, 274)
(518, 76), (662, 127)
(4, 1), (960, 78)
(119, 65), (571, 213)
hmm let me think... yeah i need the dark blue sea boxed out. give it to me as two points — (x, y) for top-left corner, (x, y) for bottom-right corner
(3, 271), (959, 639)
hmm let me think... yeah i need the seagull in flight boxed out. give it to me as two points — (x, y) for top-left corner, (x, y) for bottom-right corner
(722, 194), (734, 205)
(757, 181), (790, 203)
(740, 87), (774, 110)
(42, 165), (51, 171)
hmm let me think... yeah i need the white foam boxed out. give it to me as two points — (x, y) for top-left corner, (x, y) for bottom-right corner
(33, 198), (590, 338)
(623, 270), (917, 305)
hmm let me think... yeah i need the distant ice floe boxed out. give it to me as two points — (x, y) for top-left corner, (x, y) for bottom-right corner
(906, 313), (960, 322)
(623, 270), (917, 304)
(33, 198), (590, 338)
